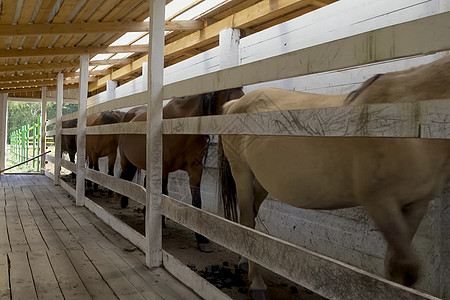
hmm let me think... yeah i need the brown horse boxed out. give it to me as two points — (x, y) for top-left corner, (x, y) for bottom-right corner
(220, 55), (450, 298)
(61, 111), (122, 192)
(118, 88), (244, 252)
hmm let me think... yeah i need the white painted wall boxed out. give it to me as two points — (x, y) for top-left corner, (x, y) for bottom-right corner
(84, 0), (450, 297)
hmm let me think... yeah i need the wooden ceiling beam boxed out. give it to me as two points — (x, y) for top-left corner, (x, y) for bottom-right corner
(0, 62), (78, 72)
(0, 22), (148, 36)
(0, 77), (95, 89)
(0, 45), (148, 58)
(0, 71), (105, 83)
(165, 20), (204, 31)
(89, 58), (133, 65)
(0, 61), (123, 73)
(0, 20), (206, 36)
(88, 55), (148, 91)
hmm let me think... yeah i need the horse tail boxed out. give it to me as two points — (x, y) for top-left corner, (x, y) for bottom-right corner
(218, 136), (238, 222)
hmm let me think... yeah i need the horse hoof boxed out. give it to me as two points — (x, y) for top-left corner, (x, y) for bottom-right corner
(121, 198), (128, 208)
(198, 242), (213, 253)
(251, 289), (267, 300)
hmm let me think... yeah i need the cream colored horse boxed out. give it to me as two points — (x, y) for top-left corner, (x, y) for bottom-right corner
(221, 55), (450, 298)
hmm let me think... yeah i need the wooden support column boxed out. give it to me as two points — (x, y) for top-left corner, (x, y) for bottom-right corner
(219, 28), (241, 69)
(142, 62), (148, 91)
(54, 73), (63, 185)
(106, 80), (117, 101)
(40, 86), (47, 173)
(439, 188), (450, 298)
(146, 0), (165, 268)
(76, 54), (89, 206)
(0, 93), (7, 173)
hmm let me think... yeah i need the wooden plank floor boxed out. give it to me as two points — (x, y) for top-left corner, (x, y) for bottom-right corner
(0, 174), (201, 300)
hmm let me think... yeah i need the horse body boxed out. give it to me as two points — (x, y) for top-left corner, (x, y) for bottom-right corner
(60, 111), (122, 191)
(221, 56), (450, 296)
(118, 88), (244, 251)
(85, 111), (122, 191)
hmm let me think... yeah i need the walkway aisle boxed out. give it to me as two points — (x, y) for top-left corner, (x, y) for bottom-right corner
(0, 174), (201, 300)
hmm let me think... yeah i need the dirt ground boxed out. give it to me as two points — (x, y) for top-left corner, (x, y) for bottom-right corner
(61, 175), (325, 300)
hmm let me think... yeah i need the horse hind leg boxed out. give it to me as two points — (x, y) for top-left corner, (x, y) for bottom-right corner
(364, 198), (429, 286)
(92, 157), (100, 192)
(106, 152), (117, 197)
(234, 165), (267, 298)
(119, 161), (138, 208)
(188, 165), (212, 253)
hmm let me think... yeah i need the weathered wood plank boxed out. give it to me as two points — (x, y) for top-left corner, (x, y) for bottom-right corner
(26, 187), (66, 252)
(0, 207), (10, 253)
(85, 168), (146, 205)
(87, 91), (147, 114)
(31, 186), (82, 250)
(0, 254), (10, 299)
(9, 252), (38, 300)
(47, 251), (92, 300)
(163, 251), (232, 300)
(162, 195), (438, 300)
(84, 248), (145, 300)
(5, 205), (30, 252)
(163, 99), (450, 138)
(83, 198), (147, 252)
(28, 252), (64, 300)
(118, 248), (199, 300)
(101, 248), (164, 300)
(60, 159), (76, 173)
(15, 187), (48, 252)
(66, 250), (118, 300)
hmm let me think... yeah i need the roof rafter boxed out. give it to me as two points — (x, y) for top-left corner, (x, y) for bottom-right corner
(0, 20), (204, 36)
(0, 45), (148, 58)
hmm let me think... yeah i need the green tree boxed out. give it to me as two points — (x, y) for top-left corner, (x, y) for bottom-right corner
(7, 101), (78, 143)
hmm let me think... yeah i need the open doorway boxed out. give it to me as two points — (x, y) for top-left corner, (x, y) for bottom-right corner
(6, 100), (78, 173)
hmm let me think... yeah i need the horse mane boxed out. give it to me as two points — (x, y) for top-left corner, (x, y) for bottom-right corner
(222, 99), (239, 114)
(200, 92), (217, 116)
(345, 74), (383, 104)
(62, 118), (77, 128)
(100, 111), (121, 124)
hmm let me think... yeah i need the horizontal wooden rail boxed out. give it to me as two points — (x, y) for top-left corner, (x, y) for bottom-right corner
(61, 128), (77, 135)
(46, 130), (56, 136)
(60, 158), (76, 173)
(87, 91), (148, 115)
(46, 154), (55, 164)
(162, 99), (450, 138)
(61, 112), (79, 121)
(86, 122), (146, 135)
(164, 11), (450, 98)
(161, 195), (438, 300)
(85, 168), (146, 205)
(46, 119), (56, 126)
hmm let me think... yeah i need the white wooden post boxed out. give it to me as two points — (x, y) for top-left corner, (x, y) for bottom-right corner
(142, 62), (148, 91)
(439, 189), (450, 298)
(219, 28), (241, 69)
(76, 54), (89, 206)
(106, 80), (117, 100)
(54, 73), (63, 185)
(0, 93), (7, 173)
(146, 0), (165, 268)
(40, 86), (47, 173)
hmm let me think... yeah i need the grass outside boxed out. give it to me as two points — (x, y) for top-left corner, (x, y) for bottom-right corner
(5, 145), (56, 173)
